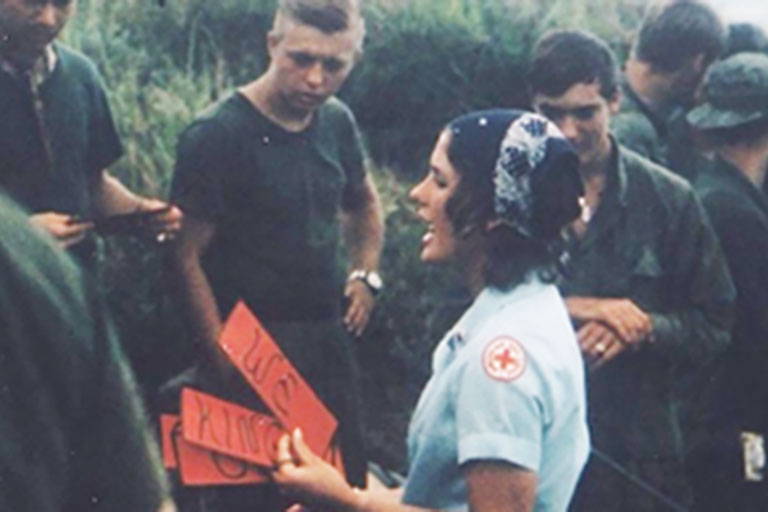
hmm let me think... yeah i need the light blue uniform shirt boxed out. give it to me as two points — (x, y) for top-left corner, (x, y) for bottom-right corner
(403, 278), (590, 511)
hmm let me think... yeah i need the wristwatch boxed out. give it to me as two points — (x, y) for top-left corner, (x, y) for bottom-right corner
(348, 269), (383, 296)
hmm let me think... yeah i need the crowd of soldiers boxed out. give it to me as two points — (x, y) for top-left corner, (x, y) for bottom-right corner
(2, 0), (768, 510)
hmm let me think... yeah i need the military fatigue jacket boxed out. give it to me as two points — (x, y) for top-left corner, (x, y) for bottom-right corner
(694, 158), (768, 429)
(559, 141), (734, 461)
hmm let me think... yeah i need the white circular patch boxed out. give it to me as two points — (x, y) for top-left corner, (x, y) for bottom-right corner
(482, 337), (526, 382)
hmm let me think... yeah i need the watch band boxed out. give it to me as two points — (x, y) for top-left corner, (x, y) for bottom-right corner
(348, 269), (383, 296)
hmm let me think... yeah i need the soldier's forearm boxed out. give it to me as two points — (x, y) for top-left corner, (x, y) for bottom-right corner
(342, 177), (384, 271)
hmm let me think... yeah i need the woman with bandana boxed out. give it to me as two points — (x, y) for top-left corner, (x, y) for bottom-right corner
(272, 110), (590, 512)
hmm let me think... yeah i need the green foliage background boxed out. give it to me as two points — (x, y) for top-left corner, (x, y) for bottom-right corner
(65, 0), (645, 471)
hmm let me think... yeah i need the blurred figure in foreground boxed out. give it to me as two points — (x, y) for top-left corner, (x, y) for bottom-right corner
(0, 192), (173, 511)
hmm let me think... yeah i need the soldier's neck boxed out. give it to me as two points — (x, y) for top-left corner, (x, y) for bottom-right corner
(240, 77), (314, 133)
(577, 144), (613, 220)
(719, 139), (768, 189)
(625, 59), (672, 114)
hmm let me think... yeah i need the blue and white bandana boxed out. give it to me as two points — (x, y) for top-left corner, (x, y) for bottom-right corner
(492, 113), (569, 236)
(448, 109), (580, 239)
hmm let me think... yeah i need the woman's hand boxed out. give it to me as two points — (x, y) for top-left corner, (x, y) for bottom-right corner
(272, 429), (361, 512)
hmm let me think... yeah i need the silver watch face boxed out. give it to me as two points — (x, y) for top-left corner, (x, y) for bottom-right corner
(366, 271), (383, 291)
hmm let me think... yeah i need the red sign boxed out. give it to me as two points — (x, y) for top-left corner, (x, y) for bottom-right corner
(160, 414), (180, 469)
(181, 388), (285, 468)
(163, 414), (269, 486)
(218, 302), (338, 454)
(163, 413), (347, 487)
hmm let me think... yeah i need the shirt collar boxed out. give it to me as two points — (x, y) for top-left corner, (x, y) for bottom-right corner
(713, 156), (768, 216)
(606, 136), (629, 207)
(0, 44), (57, 86)
(448, 277), (546, 348)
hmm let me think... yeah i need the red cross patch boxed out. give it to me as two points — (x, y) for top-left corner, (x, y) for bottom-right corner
(482, 337), (526, 382)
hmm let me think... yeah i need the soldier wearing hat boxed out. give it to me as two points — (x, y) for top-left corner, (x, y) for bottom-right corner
(689, 52), (768, 511)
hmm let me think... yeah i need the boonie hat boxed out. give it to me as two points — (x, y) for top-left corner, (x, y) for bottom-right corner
(687, 52), (768, 129)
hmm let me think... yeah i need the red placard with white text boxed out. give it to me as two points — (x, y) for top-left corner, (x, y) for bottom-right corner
(217, 302), (338, 454)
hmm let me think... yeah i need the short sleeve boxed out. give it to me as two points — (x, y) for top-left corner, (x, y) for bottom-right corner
(455, 338), (547, 472)
(85, 64), (122, 175)
(337, 105), (367, 207)
(171, 119), (232, 222)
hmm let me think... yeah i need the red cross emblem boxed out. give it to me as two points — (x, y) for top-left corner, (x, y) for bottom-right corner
(482, 337), (526, 382)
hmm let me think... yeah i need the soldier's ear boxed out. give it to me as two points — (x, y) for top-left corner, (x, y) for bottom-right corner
(267, 30), (281, 57)
(608, 90), (622, 115)
(691, 53), (708, 76)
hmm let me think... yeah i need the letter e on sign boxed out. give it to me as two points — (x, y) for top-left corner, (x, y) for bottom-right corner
(218, 302), (338, 454)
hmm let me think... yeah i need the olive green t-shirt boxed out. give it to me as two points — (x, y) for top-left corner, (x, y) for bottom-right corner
(171, 94), (367, 321)
(0, 43), (123, 266)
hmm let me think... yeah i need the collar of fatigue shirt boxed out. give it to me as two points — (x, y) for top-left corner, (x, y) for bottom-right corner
(569, 137), (628, 252)
(0, 44), (57, 87)
(612, 137), (630, 208)
(712, 155), (768, 217)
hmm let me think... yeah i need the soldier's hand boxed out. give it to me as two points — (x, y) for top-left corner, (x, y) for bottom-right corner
(566, 297), (652, 345)
(29, 211), (93, 248)
(577, 320), (629, 371)
(137, 198), (183, 242)
(343, 279), (375, 337)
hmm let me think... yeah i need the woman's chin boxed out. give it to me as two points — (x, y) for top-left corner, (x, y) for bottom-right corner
(419, 249), (450, 265)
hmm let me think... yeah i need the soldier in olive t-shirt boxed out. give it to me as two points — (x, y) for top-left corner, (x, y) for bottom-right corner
(168, 4), (383, 510)
(172, 94), (367, 321)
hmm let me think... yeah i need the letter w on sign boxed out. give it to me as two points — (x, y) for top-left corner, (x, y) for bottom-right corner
(218, 301), (338, 455)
